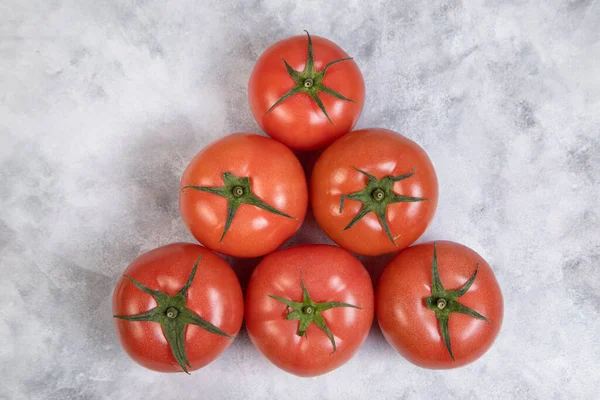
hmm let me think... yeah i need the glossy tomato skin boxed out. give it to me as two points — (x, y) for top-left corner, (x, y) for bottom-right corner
(112, 243), (244, 372)
(376, 241), (503, 369)
(245, 245), (374, 377)
(311, 128), (438, 256)
(249, 34), (365, 150)
(179, 133), (308, 258)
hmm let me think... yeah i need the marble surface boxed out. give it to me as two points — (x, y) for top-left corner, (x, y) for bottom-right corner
(1, 0), (599, 399)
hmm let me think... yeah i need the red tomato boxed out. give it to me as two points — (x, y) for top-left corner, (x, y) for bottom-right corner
(245, 245), (374, 377)
(249, 31), (365, 150)
(112, 243), (244, 373)
(311, 128), (438, 256)
(179, 133), (308, 258)
(376, 241), (503, 369)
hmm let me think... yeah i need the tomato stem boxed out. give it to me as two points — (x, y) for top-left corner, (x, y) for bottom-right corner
(372, 188), (385, 202)
(425, 243), (491, 361)
(436, 298), (447, 310)
(182, 171), (297, 242)
(232, 186), (244, 197)
(268, 274), (361, 354)
(338, 167), (427, 245)
(265, 31), (356, 125)
(166, 307), (179, 318)
(114, 257), (234, 374)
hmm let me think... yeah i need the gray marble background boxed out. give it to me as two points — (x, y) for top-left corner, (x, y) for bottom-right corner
(1, 0), (599, 399)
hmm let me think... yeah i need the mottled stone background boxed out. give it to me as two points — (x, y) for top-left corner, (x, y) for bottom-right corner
(1, 0), (599, 399)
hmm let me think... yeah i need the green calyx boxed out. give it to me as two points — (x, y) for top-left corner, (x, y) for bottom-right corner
(339, 167), (428, 245)
(182, 171), (296, 242)
(424, 243), (491, 361)
(268, 275), (360, 354)
(114, 257), (233, 374)
(265, 30), (356, 125)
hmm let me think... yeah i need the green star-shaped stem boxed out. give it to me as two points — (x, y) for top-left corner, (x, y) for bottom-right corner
(425, 243), (491, 360)
(266, 30), (356, 125)
(114, 257), (234, 374)
(269, 274), (361, 353)
(182, 171), (296, 242)
(339, 167), (428, 245)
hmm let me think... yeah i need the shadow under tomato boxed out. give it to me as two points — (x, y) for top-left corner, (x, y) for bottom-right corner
(223, 255), (262, 292)
(281, 208), (335, 249)
(368, 318), (386, 342)
(294, 147), (325, 182)
(359, 252), (395, 345)
(359, 252), (396, 287)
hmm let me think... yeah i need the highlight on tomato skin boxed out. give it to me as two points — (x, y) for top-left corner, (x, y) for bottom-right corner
(244, 244), (374, 377)
(248, 31), (365, 151)
(311, 128), (438, 256)
(112, 243), (244, 373)
(179, 133), (308, 258)
(375, 240), (504, 369)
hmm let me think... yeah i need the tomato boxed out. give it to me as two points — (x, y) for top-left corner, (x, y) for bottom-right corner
(179, 133), (308, 258)
(245, 245), (374, 377)
(311, 128), (438, 256)
(112, 243), (244, 373)
(376, 241), (503, 369)
(248, 31), (365, 150)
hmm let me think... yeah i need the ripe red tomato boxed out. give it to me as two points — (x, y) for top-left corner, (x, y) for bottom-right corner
(311, 128), (438, 256)
(376, 241), (503, 369)
(112, 243), (244, 373)
(249, 31), (365, 150)
(179, 133), (308, 258)
(245, 245), (374, 377)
